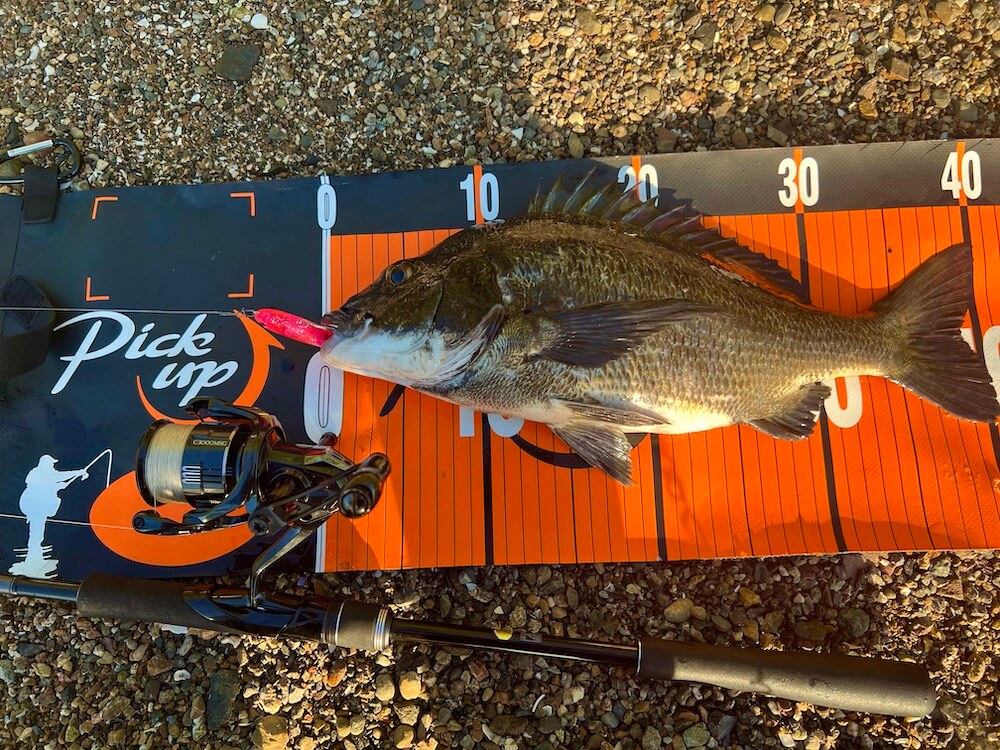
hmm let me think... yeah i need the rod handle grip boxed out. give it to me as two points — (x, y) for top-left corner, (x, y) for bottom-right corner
(636, 638), (936, 717)
(76, 573), (242, 634)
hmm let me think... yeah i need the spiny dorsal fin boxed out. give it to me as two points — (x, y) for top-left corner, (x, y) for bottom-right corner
(527, 172), (809, 303)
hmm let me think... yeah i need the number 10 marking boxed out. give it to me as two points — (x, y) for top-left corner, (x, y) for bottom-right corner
(460, 171), (500, 222)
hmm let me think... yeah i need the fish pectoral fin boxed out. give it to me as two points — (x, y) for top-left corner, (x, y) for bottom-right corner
(556, 398), (667, 428)
(553, 421), (635, 485)
(749, 381), (831, 440)
(530, 299), (722, 368)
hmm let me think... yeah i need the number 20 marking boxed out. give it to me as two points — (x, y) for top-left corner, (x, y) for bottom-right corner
(778, 157), (819, 208)
(941, 150), (982, 200)
(617, 164), (659, 202)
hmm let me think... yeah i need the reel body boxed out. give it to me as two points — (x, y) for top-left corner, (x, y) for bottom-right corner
(133, 398), (389, 537)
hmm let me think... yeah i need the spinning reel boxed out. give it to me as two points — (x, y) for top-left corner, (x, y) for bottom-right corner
(133, 398), (390, 600)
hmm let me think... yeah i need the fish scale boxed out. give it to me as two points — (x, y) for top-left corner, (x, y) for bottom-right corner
(321, 175), (999, 484)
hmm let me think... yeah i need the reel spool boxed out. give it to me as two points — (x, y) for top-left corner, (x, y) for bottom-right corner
(133, 398), (389, 537)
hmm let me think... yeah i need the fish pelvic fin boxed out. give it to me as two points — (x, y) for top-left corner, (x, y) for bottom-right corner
(555, 398), (668, 428)
(875, 243), (1000, 422)
(749, 381), (831, 440)
(553, 421), (635, 485)
(528, 171), (809, 303)
(529, 299), (722, 368)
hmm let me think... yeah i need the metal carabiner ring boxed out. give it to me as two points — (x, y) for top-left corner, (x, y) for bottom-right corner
(0, 137), (82, 185)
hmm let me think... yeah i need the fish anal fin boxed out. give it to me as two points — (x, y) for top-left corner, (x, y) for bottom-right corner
(553, 421), (635, 485)
(749, 381), (831, 440)
(532, 299), (722, 368)
(556, 398), (667, 428)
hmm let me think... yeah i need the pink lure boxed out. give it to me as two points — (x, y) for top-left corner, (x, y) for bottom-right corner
(254, 308), (333, 347)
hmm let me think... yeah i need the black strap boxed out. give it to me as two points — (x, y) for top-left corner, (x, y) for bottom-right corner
(21, 164), (60, 224)
(0, 275), (55, 380)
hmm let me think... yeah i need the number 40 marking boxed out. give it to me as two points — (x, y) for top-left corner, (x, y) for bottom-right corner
(941, 150), (982, 200)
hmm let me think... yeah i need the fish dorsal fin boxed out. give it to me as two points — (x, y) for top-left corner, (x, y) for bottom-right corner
(527, 172), (809, 303)
(749, 381), (831, 440)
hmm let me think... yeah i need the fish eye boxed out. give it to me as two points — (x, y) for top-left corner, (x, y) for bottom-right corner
(386, 262), (413, 285)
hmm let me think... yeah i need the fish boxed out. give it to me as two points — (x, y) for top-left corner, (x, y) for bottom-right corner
(319, 173), (1000, 484)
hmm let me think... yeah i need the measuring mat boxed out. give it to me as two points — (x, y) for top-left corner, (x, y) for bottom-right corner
(1, 140), (998, 581)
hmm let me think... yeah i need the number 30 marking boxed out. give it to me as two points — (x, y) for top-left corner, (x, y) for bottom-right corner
(941, 150), (982, 200)
(778, 156), (819, 208)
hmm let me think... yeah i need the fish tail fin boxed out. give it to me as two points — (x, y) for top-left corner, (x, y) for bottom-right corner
(874, 243), (999, 422)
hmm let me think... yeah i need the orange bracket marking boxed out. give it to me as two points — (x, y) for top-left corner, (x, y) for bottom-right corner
(228, 273), (255, 299)
(90, 196), (118, 220)
(85, 277), (110, 302)
(231, 191), (256, 216)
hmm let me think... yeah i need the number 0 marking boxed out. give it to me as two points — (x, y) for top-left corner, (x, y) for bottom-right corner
(778, 157), (819, 208)
(941, 150), (982, 200)
(316, 184), (337, 229)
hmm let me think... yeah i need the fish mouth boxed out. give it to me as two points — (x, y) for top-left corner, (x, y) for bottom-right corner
(321, 307), (372, 339)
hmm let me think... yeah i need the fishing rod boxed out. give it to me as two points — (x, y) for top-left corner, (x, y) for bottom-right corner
(0, 399), (937, 718)
(63, 448), (113, 489)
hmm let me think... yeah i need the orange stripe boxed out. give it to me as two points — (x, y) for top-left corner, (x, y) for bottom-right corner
(737, 427), (768, 556)
(434, 398), (456, 567)
(491, 434), (510, 565)
(546, 428), (578, 563)
(623, 440), (650, 561)
(706, 428), (734, 558)
(607, 477), (629, 561)
(466, 419), (486, 566)
(473, 165), (484, 225)
(792, 148), (804, 214)
(671, 437), (699, 559)
(503, 430), (526, 565)
(568, 435), (595, 561)
(955, 142), (967, 207)
(518, 424), (543, 564)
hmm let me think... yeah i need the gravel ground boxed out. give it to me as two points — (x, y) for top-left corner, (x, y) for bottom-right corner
(2, 0), (999, 748)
